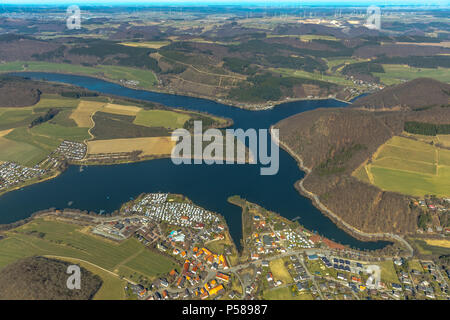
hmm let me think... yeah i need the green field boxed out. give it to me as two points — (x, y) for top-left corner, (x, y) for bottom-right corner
(0, 108), (36, 130)
(0, 219), (179, 282)
(32, 95), (80, 110)
(412, 239), (450, 256)
(0, 136), (47, 165)
(374, 64), (450, 85)
(355, 135), (450, 197)
(0, 61), (158, 89)
(30, 123), (90, 142)
(4, 127), (61, 166)
(378, 260), (400, 285)
(133, 109), (191, 129)
(56, 257), (127, 300)
(271, 67), (355, 86)
(263, 286), (313, 300)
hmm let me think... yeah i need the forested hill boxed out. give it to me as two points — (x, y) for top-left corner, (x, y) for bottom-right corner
(0, 76), (99, 108)
(0, 256), (102, 300)
(351, 78), (450, 110)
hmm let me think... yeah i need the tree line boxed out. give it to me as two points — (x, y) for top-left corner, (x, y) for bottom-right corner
(404, 121), (450, 136)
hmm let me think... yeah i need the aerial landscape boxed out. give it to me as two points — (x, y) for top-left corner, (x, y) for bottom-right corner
(0, 0), (449, 306)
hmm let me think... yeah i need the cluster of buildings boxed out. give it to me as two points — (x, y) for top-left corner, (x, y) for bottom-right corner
(54, 140), (87, 161)
(414, 197), (450, 234)
(146, 246), (231, 300)
(92, 217), (146, 240)
(0, 162), (47, 191)
(248, 214), (316, 260)
(119, 79), (140, 87)
(130, 193), (220, 228)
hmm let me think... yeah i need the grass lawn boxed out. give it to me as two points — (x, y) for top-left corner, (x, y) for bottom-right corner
(379, 260), (400, 285)
(263, 286), (313, 300)
(408, 259), (424, 273)
(134, 109), (191, 129)
(269, 258), (293, 284)
(0, 218), (179, 281)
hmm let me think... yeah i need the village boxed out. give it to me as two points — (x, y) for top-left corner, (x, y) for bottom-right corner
(0, 140), (87, 193)
(0, 161), (47, 191)
(81, 193), (450, 300)
(412, 196), (450, 235)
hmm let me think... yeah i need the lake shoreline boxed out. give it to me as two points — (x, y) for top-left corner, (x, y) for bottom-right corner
(270, 126), (413, 256)
(8, 70), (352, 111)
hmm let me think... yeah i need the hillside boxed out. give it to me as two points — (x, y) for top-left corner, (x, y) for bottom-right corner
(276, 108), (420, 235)
(276, 78), (450, 235)
(0, 76), (98, 108)
(0, 256), (102, 300)
(352, 78), (450, 110)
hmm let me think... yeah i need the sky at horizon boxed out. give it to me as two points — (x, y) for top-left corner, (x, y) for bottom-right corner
(1, 0), (449, 6)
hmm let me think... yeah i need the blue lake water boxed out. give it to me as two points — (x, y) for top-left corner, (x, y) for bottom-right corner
(1, 72), (391, 250)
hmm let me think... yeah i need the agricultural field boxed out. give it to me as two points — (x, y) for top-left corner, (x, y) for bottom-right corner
(90, 112), (170, 140)
(437, 134), (450, 148)
(0, 218), (179, 282)
(0, 108), (36, 130)
(30, 123), (90, 143)
(0, 91), (226, 167)
(0, 136), (47, 166)
(70, 100), (107, 128)
(424, 239), (450, 249)
(32, 94), (80, 110)
(120, 41), (171, 49)
(134, 109), (191, 129)
(87, 136), (175, 157)
(412, 239), (450, 256)
(102, 103), (142, 116)
(354, 136), (450, 197)
(373, 64), (450, 85)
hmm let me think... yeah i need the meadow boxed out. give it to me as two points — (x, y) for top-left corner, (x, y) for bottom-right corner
(0, 218), (179, 283)
(378, 260), (401, 285)
(269, 258), (293, 284)
(120, 41), (171, 49)
(373, 64), (450, 85)
(263, 286), (313, 300)
(354, 135), (450, 197)
(134, 109), (191, 129)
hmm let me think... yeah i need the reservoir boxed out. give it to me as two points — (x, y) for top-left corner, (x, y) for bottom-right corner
(1, 72), (391, 250)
